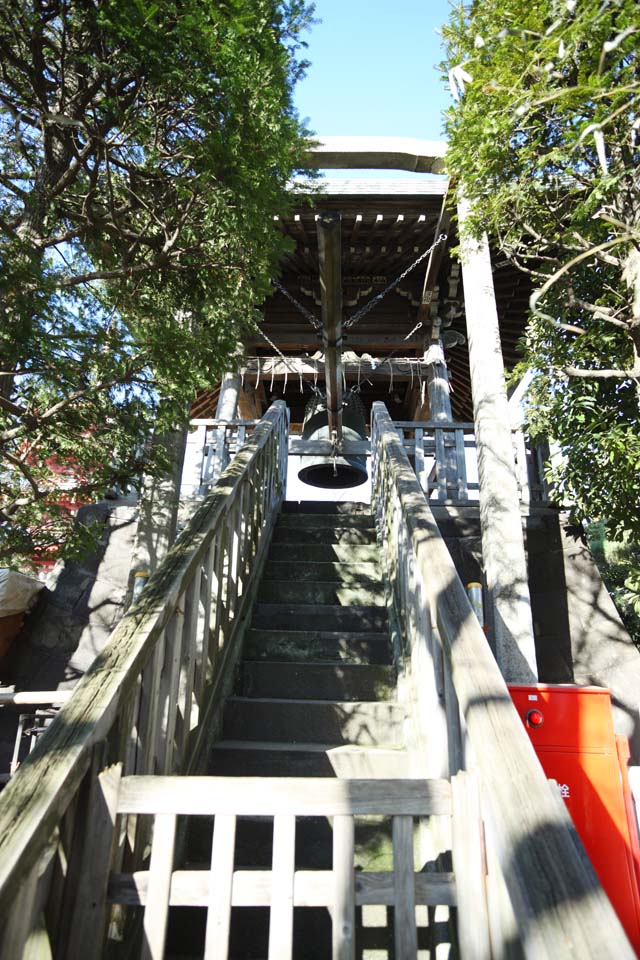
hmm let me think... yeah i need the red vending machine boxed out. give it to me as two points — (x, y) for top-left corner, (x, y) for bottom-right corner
(509, 683), (640, 954)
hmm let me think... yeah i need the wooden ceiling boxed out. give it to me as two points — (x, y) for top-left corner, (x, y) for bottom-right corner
(251, 179), (530, 425)
(193, 175), (531, 424)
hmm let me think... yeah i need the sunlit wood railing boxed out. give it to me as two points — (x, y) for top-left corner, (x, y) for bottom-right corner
(371, 401), (633, 959)
(393, 420), (550, 504)
(0, 401), (289, 957)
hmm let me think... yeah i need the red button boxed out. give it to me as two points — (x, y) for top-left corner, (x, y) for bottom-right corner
(526, 708), (544, 727)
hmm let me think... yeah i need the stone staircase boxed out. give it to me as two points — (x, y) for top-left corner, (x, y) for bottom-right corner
(208, 501), (409, 782)
(166, 501), (414, 958)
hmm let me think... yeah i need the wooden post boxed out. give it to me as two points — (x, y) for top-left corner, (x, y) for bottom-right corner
(216, 373), (241, 421)
(424, 338), (458, 497)
(238, 383), (259, 420)
(317, 212), (343, 443)
(458, 198), (537, 682)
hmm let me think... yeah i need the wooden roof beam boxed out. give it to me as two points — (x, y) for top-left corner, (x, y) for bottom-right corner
(306, 137), (447, 174)
(418, 195), (451, 330)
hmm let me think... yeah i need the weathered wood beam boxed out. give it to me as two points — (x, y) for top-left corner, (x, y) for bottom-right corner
(241, 358), (432, 382)
(317, 213), (343, 442)
(289, 439), (370, 456)
(237, 383), (259, 420)
(458, 198), (537, 682)
(306, 137), (447, 174)
(424, 340), (458, 494)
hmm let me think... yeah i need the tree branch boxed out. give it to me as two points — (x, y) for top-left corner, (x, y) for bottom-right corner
(0, 395), (27, 417)
(531, 237), (636, 326)
(561, 364), (640, 380)
(3, 449), (43, 500)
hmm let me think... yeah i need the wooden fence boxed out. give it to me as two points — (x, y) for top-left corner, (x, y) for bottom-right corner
(371, 401), (633, 959)
(393, 420), (550, 503)
(183, 416), (550, 508)
(182, 419), (260, 497)
(78, 771), (481, 960)
(0, 401), (289, 958)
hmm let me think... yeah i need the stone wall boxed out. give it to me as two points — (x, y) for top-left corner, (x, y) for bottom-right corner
(3, 497), (137, 693)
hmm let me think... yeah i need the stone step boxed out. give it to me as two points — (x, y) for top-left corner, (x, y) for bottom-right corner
(257, 580), (385, 607)
(244, 629), (393, 665)
(251, 603), (387, 634)
(186, 812), (399, 872)
(282, 501), (372, 516)
(240, 661), (395, 701)
(168, 904), (403, 960)
(268, 542), (379, 564)
(222, 697), (404, 747)
(262, 560), (380, 583)
(167, 908), (335, 960)
(208, 740), (411, 778)
(272, 525), (376, 546)
(276, 513), (375, 530)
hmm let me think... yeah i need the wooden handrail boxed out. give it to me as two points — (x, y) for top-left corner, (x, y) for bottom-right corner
(371, 401), (633, 959)
(0, 401), (289, 935)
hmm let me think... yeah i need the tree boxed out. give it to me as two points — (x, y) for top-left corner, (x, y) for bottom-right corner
(442, 0), (640, 538)
(0, 0), (314, 565)
(587, 521), (640, 648)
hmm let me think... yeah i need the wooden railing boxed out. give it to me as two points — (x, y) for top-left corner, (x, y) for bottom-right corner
(0, 401), (289, 957)
(371, 402), (633, 959)
(393, 420), (550, 504)
(77, 771), (476, 960)
(182, 418), (260, 497)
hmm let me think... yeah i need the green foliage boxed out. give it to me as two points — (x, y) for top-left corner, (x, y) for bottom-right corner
(587, 521), (640, 647)
(0, 0), (315, 565)
(442, 0), (640, 539)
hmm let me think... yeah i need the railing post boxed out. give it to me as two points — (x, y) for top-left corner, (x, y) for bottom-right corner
(425, 339), (458, 498)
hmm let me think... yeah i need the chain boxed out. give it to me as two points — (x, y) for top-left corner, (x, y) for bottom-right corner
(344, 233), (447, 329)
(273, 280), (322, 331)
(273, 232), (447, 334)
(403, 319), (424, 342)
(255, 326), (324, 396)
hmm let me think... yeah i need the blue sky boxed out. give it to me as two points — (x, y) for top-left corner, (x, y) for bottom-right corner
(294, 0), (453, 142)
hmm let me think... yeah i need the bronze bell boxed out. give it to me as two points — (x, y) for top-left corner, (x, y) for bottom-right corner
(297, 393), (368, 489)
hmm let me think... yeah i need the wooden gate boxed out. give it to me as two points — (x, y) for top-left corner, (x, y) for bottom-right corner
(75, 770), (485, 960)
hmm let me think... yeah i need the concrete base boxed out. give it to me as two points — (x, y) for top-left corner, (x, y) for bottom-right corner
(432, 504), (640, 760)
(0, 497), (138, 773)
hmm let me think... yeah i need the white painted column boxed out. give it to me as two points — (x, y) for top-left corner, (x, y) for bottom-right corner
(458, 198), (537, 682)
(215, 372), (242, 421)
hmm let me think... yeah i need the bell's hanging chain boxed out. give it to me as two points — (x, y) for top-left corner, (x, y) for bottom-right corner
(273, 232), (447, 334)
(273, 280), (322, 331)
(256, 326), (324, 397)
(344, 233), (448, 330)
